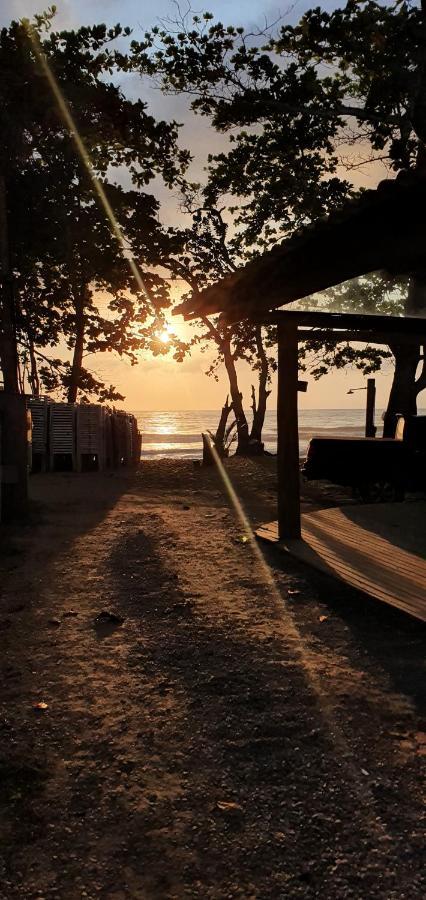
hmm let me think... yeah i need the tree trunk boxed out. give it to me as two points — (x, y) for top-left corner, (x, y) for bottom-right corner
(250, 325), (270, 449)
(415, 352), (426, 403)
(214, 395), (234, 454)
(222, 338), (250, 454)
(383, 273), (426, 435)
(382, 125), (426, 434)
(383, 342), (421, 436)
(67, 288), (86, 403)
(0, 174), (19, 394)
(28, 337), (40, 397)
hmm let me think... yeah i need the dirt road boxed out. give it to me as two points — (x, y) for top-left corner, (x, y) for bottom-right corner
(0, 461), (424, 898)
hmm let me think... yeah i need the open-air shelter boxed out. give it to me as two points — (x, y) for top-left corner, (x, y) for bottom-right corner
(177, 174), (426, 620)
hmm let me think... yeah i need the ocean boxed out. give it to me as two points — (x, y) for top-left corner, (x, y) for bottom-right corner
(134, 409), (384, 460)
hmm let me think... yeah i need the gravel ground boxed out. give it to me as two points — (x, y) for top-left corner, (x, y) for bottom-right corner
(0, 459), (424, 899)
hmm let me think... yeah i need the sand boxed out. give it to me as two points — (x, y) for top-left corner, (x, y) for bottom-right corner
(0, 458), (424, 899)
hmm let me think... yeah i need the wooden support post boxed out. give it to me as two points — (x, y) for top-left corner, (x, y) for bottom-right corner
(277, 320), (301, 540)
(365, 377), (376, 438)
(0, 393), (29, 521)
(202, 431), (214, 466)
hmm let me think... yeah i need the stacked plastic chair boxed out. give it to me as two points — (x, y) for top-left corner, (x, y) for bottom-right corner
(28, 397), (51, 472)
(76, 403), (108, 471)
(49, 403), (77, 471)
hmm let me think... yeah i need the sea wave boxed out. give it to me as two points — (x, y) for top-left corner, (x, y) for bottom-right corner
(142, 447), (203, 458)
(142, 424), (364, 443)
(142, 432), (215, 444)
(299, 425), (364, 435)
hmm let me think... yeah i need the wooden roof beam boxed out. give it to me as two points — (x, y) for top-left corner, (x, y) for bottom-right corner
(244, 309), (426, 335)
(297, 329), (426, 346)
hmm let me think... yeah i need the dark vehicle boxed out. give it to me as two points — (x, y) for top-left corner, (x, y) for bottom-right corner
(303, 416), (426, 501)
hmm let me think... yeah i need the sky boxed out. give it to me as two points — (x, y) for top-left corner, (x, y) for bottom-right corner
(3, 0), (406, 412)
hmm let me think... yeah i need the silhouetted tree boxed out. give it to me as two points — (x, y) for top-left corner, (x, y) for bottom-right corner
(0, 10), (188, 398)
(134, 1), (426, 432)
(164, 198), (276, 453)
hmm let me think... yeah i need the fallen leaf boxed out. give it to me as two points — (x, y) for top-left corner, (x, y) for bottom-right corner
(287, 590), (300, 597)
(361, 768), (369, 776)
(33, 702), (48, 711)
(216, 800), (242, 812)
(319, 615), (328, 623)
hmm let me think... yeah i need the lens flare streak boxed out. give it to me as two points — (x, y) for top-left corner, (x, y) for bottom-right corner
(207, 437), (394, 844)
(25, 22), (151, 304)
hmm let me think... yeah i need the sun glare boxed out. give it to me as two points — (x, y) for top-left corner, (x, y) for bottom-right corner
(159, 330), (171, 344)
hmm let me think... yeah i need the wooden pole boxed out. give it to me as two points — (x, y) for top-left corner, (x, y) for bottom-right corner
(365, 377), (376, 438)
(0, 393), (29, 520)
(277, 320), (301, 539)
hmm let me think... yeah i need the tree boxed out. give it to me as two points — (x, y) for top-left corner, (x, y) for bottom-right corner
(307, 273), (426, 433)
(11, 156), (172, 403)
(163, 198), (276, 453)
(132, 8), (353, 247)
(0, 10), (188, 397)
(276, 0), (426, 432)
(133, 2), (426, 432)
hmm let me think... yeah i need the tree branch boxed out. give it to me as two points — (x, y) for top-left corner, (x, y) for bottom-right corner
(415, 344), (426, 395)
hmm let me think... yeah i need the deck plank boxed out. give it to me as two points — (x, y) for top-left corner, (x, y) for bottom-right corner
(256, 503), (426, 622)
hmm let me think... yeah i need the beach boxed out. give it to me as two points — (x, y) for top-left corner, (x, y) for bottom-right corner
(0, 458), (424, 898)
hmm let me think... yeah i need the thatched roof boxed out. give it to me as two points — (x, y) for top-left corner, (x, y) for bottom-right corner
(176, 172), (426, 321)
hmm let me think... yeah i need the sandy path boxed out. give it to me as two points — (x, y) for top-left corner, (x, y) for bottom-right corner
(0, 463), (424, 899)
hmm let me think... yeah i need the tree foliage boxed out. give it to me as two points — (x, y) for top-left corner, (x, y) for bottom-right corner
(0, 10), (189, 401)
(134, 2), (426, 434)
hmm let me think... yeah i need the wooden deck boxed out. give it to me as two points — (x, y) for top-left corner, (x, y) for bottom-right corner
(257, 502), (426, 622)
